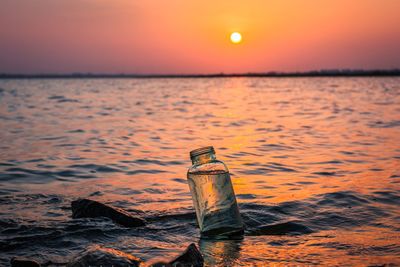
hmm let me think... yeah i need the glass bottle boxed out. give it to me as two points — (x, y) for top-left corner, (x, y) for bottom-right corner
(187, 146), (244, 238)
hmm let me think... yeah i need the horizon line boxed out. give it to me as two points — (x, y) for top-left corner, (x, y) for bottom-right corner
(1, 69), (400, 79)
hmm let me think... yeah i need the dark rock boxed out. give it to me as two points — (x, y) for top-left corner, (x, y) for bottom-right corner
(170, 243), (203, 267)
(247, 221), (314, 236)
(10, 257), (41, 267)
(71, 198), (145, 227)
(151, 243), (203, 267)
(67, 245), (141, 267)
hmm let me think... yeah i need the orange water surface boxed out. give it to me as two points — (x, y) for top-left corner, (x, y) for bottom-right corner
(0, 77), (399, 266)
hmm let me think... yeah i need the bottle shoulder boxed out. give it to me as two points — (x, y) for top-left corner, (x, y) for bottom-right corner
(187, 160), (229, 174)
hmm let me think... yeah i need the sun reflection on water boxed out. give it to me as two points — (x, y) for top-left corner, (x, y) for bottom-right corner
(0, 77), (399, 265)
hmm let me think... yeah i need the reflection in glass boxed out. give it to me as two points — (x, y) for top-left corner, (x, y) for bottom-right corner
(199, 238), (242, 266)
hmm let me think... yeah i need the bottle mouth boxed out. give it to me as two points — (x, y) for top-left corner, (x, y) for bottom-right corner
(190, 146), (215, 159)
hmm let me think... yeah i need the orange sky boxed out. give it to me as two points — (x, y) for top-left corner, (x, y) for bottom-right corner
(0, 0), (399, 74)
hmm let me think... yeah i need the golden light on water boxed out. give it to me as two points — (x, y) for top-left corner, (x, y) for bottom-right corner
(230, 32), (242, 44)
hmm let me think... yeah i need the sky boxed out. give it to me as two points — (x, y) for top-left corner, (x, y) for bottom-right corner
(0, 0), (399, 74)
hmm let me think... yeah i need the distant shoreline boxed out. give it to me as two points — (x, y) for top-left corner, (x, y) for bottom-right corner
(1, 69), (399, 79)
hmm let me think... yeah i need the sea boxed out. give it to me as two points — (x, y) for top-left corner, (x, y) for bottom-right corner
(0, 77), (399, 266)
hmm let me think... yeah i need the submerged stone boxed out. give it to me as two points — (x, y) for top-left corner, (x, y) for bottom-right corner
(67, 245), (141, 267)
(152, 243), (204, 267)
(247, 221), (314, 236)
(71, 198), (145, 227)
(10, 257), (41, 267)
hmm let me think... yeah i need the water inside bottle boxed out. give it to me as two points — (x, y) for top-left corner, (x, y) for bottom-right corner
(187, 170), (243, 237)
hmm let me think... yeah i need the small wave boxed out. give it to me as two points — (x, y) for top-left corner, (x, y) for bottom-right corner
(0, 168), (97, 183)
(369, 191), (400, 205)
(68, 129), (85, 133)
(171, 178), (187, 184)
(48, 95), (79, 103)
(311, 160), (343, 165)
(258, 143), (294, 151)
(312, 171), (339, 176)
(368, 120), (400, 128)
(69, 164), (122, 173)
(126, 170), (167, 175)
(107, 188), (143, 195)
(238, 162), (297, 175)
(237, 194), (258, 200)
(247, 221), (314, 236)
(121, 159), (185, 166)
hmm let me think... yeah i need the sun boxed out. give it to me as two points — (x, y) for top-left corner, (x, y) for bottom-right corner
(230, 32), (242, 44)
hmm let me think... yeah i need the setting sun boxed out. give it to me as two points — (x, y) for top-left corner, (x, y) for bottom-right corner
(1, 1), (400, 266)
(230, 32), (242, 44)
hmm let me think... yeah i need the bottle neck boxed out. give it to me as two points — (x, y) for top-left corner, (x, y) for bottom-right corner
(191, 153), (216, 165)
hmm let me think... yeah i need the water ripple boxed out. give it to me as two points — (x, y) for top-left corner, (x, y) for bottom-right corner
(0, 78), (399, 266)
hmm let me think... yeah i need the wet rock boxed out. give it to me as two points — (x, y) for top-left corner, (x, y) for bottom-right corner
(71, 198), (145, 227)
(247, 221), (314, 236)
(170, 243), (204, 267)
(67, 245), (141, 267)
(10, 257), (41, 267)
(152, 243), (204, 267)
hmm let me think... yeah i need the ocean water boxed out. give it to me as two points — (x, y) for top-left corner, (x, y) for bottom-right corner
(0, 77), (399, 266)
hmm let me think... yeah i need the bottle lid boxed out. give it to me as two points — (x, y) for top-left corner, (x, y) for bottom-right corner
(190, 146), (215, 159)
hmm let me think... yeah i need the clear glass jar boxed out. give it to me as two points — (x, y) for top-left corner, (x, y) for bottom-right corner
(187, 146), (244, 238)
